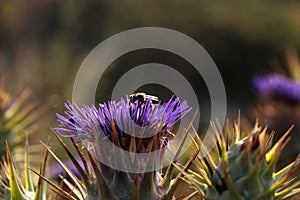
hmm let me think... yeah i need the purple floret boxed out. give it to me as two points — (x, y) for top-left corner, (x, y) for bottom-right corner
(253, 74), (300, 103)
(54, 96), (191, 146)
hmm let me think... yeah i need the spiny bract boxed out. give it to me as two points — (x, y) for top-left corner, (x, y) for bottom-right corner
(0, 87), (50, 157)
(182, 119), (300, 200)
(0, 139), (49, 200)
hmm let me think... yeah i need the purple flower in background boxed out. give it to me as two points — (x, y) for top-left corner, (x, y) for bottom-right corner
(253, 73), (300, 103)
(55, 95), (190, 151)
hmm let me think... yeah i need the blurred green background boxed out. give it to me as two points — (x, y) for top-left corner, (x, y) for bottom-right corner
(1, 1), (300, 104)
(0, 0), (300, 163)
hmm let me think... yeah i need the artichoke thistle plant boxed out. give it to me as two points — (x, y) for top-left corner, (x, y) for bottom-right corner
(251, 48), (300, 131)
(0, 82), (51, 200)
(0, 86), (50, 157)
(181, 118), (300, 200)
(251, 48), (300, 172)
(0, 139), (49, 200)
(1, 92), (299, 200)
(49, 94), (194, 200)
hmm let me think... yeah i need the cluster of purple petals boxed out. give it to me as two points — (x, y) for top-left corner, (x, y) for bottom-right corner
(253, 74), (300, 103)
(55, 96), (191, 143)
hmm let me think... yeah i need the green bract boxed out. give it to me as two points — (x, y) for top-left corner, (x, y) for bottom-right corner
(182, 120), (300, 200)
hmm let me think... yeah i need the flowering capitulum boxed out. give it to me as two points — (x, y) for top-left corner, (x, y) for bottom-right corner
(51, 95), (197, 199)
(55, 95), (190, 153)
(253, 74), (300, 103)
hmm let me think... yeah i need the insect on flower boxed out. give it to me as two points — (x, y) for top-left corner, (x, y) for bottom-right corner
(129, 92), (160, 105)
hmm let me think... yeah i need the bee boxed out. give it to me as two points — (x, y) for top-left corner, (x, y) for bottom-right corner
(129, 92), (159, 105)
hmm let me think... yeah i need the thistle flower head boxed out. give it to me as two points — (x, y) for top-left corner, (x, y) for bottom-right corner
(253, 48), (300, 105)
(253, 74), (300, 104)
(52, 94), (192, 199)
(55, 95), (190, 152)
